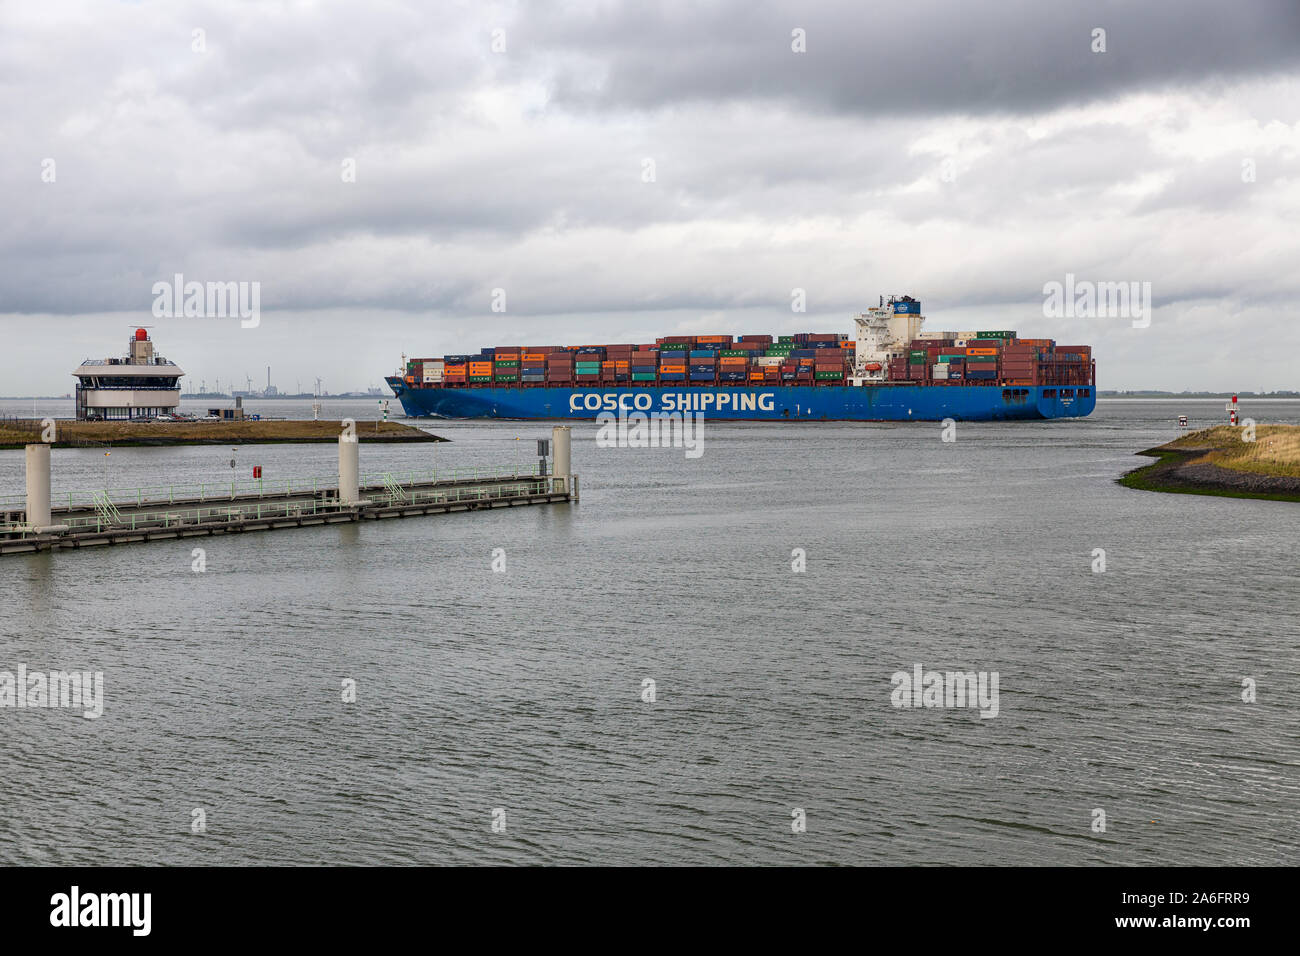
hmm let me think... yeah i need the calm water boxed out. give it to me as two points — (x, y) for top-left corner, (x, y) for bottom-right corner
(1, 400), (1296, 865)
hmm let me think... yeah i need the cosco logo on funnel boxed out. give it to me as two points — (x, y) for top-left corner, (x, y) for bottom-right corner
(568, 392), (776, 412)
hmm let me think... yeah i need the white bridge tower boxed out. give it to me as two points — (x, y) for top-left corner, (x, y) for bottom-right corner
(850, 295), (925, 385)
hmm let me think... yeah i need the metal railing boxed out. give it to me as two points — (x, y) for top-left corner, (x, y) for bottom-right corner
(56, 496), (348, 535)
(0, 416), (44, 438)
(381, 481), (546, 508)
(6, 479), (553, 537)
(1, 471), (564, 540)
(380, 473), (409, 503)
(91, 491), (123, 526)
(0, 463), (545, 513)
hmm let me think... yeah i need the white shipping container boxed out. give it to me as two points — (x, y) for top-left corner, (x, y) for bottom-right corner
(954, 339), (968, 347)
(755, 356), (784, 366)
(423, 373), (443, 383)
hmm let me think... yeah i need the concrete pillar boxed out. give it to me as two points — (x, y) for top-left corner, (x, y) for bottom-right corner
(338, 435), (359, 505)
(552, 425), (571, 494)
(26, 443), (51, 530)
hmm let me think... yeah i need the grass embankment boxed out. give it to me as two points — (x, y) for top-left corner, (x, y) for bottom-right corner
(0, 419), (443, 449)
(1120, 425), (1300, 502)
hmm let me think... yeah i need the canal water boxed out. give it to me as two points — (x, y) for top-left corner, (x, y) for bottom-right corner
(1, 399), (1296, 865)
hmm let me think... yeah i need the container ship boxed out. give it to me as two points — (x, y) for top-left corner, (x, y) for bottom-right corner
(385, 296), (1095, 421)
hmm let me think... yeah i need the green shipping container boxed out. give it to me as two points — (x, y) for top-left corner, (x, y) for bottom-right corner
(966, 355), (998, 363)
(814, 370), (844, 380)
(469, 376), (491, 383)
(631, 372), (657, 381)
(778, 336), (794, 343)
(494, 360), (519, 368)
(976, 330), (1016, 339)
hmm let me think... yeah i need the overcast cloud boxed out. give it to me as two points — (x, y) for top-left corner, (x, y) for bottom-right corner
(2, 0), (1299, 393)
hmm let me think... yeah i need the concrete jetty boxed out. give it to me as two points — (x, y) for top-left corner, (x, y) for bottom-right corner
(0, 428), (577, 555)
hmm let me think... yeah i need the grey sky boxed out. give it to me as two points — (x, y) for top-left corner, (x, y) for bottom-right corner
(2, 0), (1298, 393)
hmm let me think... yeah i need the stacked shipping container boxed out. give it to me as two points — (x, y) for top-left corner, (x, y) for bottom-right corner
(882, 332), (1093, 388)
(401, 331), (1091, 390)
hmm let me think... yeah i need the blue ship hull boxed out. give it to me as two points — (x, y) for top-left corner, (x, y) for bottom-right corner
(385, 379), (1095, 421)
